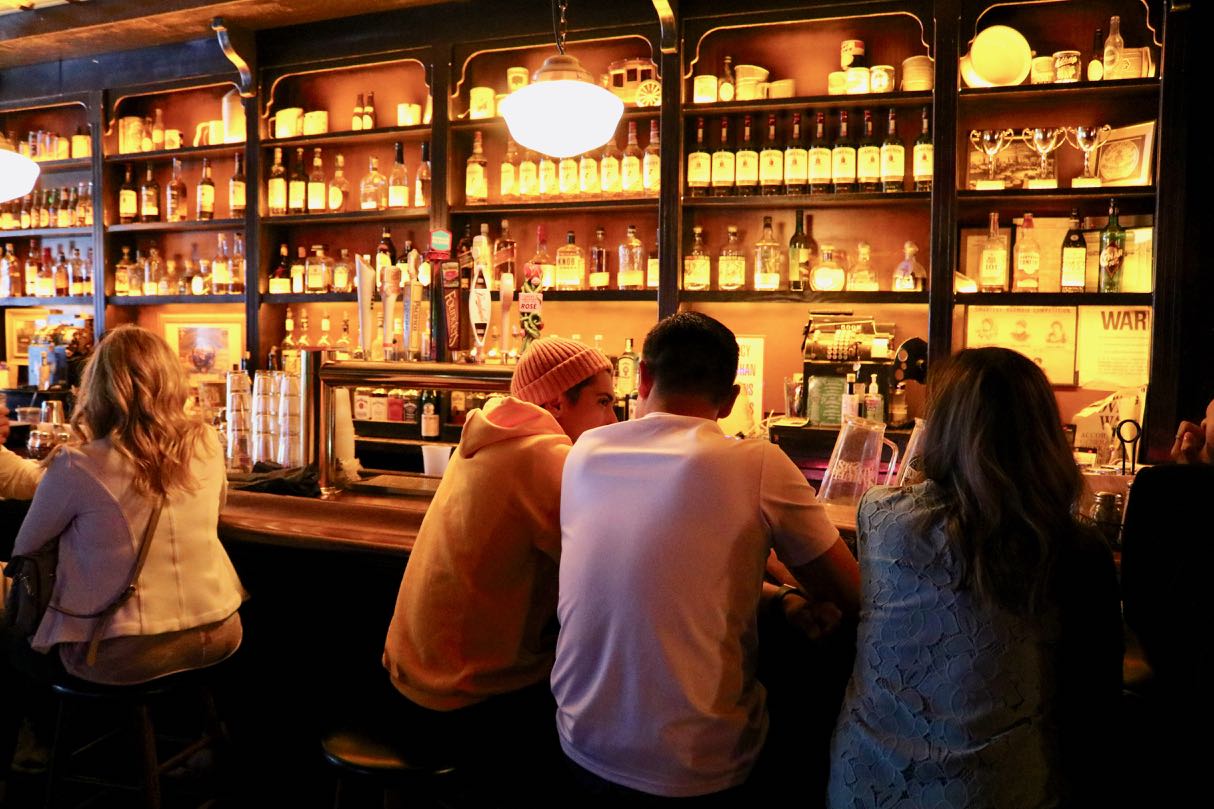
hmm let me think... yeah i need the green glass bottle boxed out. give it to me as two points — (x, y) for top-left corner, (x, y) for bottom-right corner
(1098, 198), (1125, 293)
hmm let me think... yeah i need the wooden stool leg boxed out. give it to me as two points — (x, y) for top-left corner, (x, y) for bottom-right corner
(43, 697), (68, 809)
(135, 703), (161, 809)
(332, 776), (344, 809)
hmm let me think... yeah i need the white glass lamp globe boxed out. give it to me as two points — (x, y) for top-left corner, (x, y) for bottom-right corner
(498, 53), (625, 159)
(0, 145), (40, 203)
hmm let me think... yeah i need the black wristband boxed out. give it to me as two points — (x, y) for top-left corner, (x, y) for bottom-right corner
(772, 584), (807, 610)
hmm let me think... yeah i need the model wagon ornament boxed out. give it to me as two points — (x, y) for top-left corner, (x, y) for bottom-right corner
(604, 58), (662, 107)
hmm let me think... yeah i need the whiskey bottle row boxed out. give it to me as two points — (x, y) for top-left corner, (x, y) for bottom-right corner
(110, 234), (245, 296)
(1, 183), (94, 230)
(117, 156), (242, 224)
(266, 142), (430, 215)
(0, 241), (94, 298)
(687, 108), (932, 197)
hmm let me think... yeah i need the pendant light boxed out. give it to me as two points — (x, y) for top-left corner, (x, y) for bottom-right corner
(498, 0), (625, 159)
(0, 131), (39, 203)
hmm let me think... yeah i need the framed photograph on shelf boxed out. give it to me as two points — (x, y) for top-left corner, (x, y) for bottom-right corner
(963, 305), (1078, 385)
(161, 313), (245, 385)
(1096, 121), (1155, 186)
(4, 307), (50, 364)
(966, 138), (1055, 190)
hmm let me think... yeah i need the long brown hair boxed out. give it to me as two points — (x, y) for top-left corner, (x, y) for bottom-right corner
(918, 347), (1083, 614)
(69, 324), (212, 496)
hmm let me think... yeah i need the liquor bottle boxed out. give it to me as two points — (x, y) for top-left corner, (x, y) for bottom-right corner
(647, 227), (660, 289)
(0, 201), (12, 231)
(621, 121), (643, 195)
(306, 244), (330, 294)
(1088, 28), (1105, 81)
(1103, 16), (1123, 81)
(735, 114), (759, 197)
(420, 389), (441, 440)
(753, 215), (783, 290)
(376, 226), (397, 290)
(352, 93), (365, 131)
(81, 181), (94, 227)
(317, 312), (333, 349)
(269, 244), (292, 294)
(810, 245), (846, 292)
(0, 243), (18, 298)
(197, 157), (216, 220)
(38, 189), (51, 229)
(880, 108), (905, 193)
(711, 116), (735, 196)
(23, 240), (39, 296)
(53, 247), (70, 296)
(151, 109), (165, 150)
(267, 147), (287, 215)
(119, 163), (137, 224)
(290, 245), (307, 294)
(759, 113), (784, 195)
(683, 226), (710, 290)
(1060, 209), (1087, 292)
(514, 148), (537, 199)
(538, 152), (558, 199)
(187, 243), (208, 295)
(211, 234), (232, 294)
(230, 234), (246, 294)
(230, 153), (246, 218)
(831, 111), (857, 193)
(500, 137), (519, 200)
(718, 225), (746, 291)
(913, 108), (933, 192)
(493, 219), (517, 289)
(588, 227), (610, 289)
(847, 242), (880, 291)
(978, 212), (1008, 292)
(59, 187), (74, 228)
(718, 56), (736, 102)
(113, 245), (132, 296)
(1099, 199), (1125, 292)
(308, 148), (328, 213)
(329, 153), (351, 212)
(332, 248), (353, 294)
(36, 246), (55, 297)
(788, 209), (815, 292)
(360, 156), (387, 210)
(558, 151), (580, 200)
(599, 137), (622, 196)
(18, 194), (30, 230)
(579, 143), (601, 197)
(377, 142), (405, 211)
(687, 117), (710, 197)
(616, 338), (639, 398)
(415, 142), (432, 207)
(139, 163), (160, 222)
(1011, 212), (1041, 292)
(287, 148), (307, 214)
(142, 248), (163, 296)
(643, 120), (661, 196)
(857, 110), (881, 193)
(362, 92), (377, 130)
(336, 313), (353, 359)
(617, 224), (645, 290)
(784, 113), (809, 196)
(525, 225), (556, 290)
(555, 231), (586, 290)
(893, 241), (926, 292)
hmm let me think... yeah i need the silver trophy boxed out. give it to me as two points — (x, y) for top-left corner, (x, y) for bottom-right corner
(1023, 127), (1068, 188)
(1066, 124), (1112, 186)
(969, 129), (1017, 187)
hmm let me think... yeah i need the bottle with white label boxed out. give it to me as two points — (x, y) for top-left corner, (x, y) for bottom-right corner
(857, 109), (881, 193)
(558, 152), (580, 200)
(847, 242), (880, 291)
(840, 373), (860, 419)
(197, 157), (216, 220)
(555, 231), (586, 290)
(538, 153), (558, 198)
(683, 226), (710, 290)
(579, 144), (600, 197)
(643, 120), (661, 196)
(387, 142), (409, 208)
(1103, 16), (1123, 81)
(1011, 212), (1041, 292)
(308, 148), (328, 212)
(808, 111), (832, 195)
(267, 148), (286, 215)
(329, 153), (351, 212)
(880, 109), (905, 193)
(864, 374), (884, 423)
(420, 389), (441, 440)
(831, 111), (856, 193)
(913, 108), (933, 192)
(1060, 209), (1087, 292)
(588, 227), (610, 289)
(599, 137), (621, 197)
(616, 337), (639, 397)
(759, 114), (784, 195)
(735, 114), (759, 197)
(687, 117), (710, 197)
(979, 212), (1008, 292)
(617, 225), (645, 290)
(118, 163), (138, 224)
(518, 148), (539, 199)
(784, 113), (808, 195)
(647, 228), (660, 289)
(711, 116), (735, 196)
(465, 131), (488, 204)
(500, 137), (519, 200)
(621, 121), (643, 195)
(753, 216), (783, 291)
(718, 225), (746, 291)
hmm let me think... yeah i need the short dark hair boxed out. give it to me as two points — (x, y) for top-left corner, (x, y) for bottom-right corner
(641, 312), (738, 405)
(563, 373), (596, 404)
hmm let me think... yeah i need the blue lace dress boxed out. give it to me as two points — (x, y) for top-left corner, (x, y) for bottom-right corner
(827, 482), (1118, 809)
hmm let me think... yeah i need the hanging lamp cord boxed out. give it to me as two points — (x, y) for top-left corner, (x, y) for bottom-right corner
(552, 0), (568, 55)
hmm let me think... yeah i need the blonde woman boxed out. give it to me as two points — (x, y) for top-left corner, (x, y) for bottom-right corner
(11, 324), (245, 684)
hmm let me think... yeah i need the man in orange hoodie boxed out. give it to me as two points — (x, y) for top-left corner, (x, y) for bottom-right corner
(382, 336), (614, 796)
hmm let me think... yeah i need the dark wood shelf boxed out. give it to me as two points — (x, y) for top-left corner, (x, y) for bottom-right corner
(683, 191), (930, 209)
(451, 198), (657, 216)
(449, 108), (659, 132)
(261, 292), (357, 304)
(954, 292), (1153, 306)
(957, 187), (1156, 206)
(32, 157), (92, 173)
(682, 91), (934, 117)
(0, 227), (91, 239)
(488, 290), (656, 302)
(263, 124), (431, 150)
(1, 295), (92, 306)
(958, 78), (1160, 104)
(104, 143), (243, 164)
(264, 209), (429, 226)
(106, 218), (243, 234)
(107, 294), (245, 306)
(681, 290), (928, 304)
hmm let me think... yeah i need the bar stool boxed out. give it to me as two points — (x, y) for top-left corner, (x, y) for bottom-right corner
(321, 726), (456, 808)
(44, 668), (228, 809)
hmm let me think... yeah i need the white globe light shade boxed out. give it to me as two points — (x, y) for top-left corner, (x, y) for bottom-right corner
(498, 54), (625, 159)
(0, 149), (39, 203)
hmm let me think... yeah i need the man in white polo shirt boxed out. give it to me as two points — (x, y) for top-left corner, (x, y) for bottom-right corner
(552, 311), (860, 802)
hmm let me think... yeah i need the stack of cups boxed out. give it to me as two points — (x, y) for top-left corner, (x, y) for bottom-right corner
(251, 371), (279, 465)
(276, 373), (303, 468)
(226, 370), (253, 473)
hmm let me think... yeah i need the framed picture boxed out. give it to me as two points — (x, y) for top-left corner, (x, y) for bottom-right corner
(4, 307), (50, 364)
(161, 313), (245, 384)
(966, 136), (1055, 189)
(964, 305), (1078, 385)
(1096, 121), (1155, 186)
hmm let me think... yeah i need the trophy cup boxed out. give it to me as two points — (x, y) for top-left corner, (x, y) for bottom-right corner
(1066, 124), (1111, 188)
(969, 129), (1016, 190)
(1023, 127), (1067, 189)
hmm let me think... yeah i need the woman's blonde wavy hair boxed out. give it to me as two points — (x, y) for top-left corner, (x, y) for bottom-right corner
(69, 324), (212, 496)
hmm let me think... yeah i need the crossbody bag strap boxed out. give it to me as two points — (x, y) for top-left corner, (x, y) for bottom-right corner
(52, 495), (166, 666)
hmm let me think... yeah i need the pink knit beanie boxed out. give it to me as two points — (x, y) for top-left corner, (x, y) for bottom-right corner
(510, 337), (612, 405)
